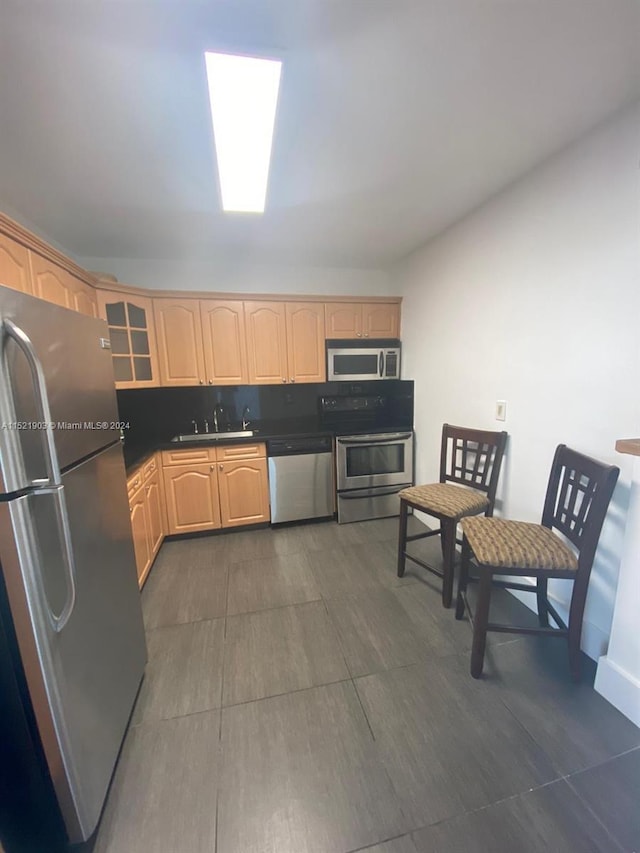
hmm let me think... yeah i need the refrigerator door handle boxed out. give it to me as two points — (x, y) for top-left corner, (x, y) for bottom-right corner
(2, 318), (61, 486)
(31, 484), (78, 632)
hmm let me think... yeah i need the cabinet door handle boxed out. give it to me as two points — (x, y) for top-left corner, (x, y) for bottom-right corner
(290, 377), (295, 383)
(356, 332), (362, 337)
(282, 378), (287, 383)
(219, 464), (224, 471)
(210, 465), (215, 471)
(364, 332), (369, 337)
(209, 379), (213, 384)
(129, 505), (133, 513)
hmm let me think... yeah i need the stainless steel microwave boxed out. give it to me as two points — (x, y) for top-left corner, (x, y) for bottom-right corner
(326, 339), (401, 381)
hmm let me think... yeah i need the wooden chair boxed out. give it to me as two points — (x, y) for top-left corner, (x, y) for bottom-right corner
(397, 425), (508, 607)
(455, 444), (619, 680)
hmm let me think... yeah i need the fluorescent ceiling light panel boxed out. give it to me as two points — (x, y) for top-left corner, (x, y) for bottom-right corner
(205, 51), (282, 213)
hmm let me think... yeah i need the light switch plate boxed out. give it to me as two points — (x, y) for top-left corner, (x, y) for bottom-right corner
(495, 400), (507, 421)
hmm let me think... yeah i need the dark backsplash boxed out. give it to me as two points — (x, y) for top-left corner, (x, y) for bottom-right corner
(116, 380), (414, 447)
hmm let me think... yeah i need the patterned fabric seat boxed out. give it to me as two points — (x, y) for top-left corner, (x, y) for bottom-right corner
(399, 483), (489, 520)
(397, 425), (508, 608)
(461, 517), (578, 572)
(456, 444), (619, 681)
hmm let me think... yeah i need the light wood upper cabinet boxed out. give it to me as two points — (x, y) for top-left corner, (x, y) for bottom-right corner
(69, 276), (98, 318)
(325, 302), (362, 338)
(154, 299), (206, 386)
(285, 302), (325, 383)
(325, 302), (400, 340)
(0, 234), (33, 295)
(97, 290), (159, 387)
(244, 301), (288, 385)
(163, 462), (221, 534)
(218, 458), (270, 527)
(29, 253), (73, 309)
(200, 300), (248, 385)
(362, 303), (400, 338)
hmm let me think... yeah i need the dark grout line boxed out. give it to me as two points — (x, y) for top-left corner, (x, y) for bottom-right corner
(562, 773), (628, 853)
(220, 676), (354, 712)
(345, 830), (417, 852)
(225, 595), (324, 620)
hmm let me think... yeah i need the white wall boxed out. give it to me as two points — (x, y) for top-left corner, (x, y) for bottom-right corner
(396, 100), (640, 660)
(75, 256), (393, 297)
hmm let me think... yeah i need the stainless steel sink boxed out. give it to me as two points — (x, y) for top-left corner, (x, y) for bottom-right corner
(170, 430), (254, 443)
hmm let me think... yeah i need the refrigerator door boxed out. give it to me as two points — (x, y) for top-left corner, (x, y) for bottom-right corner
(0, 441), (146, 842)
(0, 287), (118, 493)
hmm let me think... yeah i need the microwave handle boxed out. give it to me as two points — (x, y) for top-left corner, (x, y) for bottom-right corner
(379, 351), (384, 377)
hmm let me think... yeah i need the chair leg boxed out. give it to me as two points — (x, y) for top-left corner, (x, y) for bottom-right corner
(397, 499), (408, 578)
(470, 569), (492, 678)
(441, 519), (456, 608)
(455, 536), (471, 620)
(567, 580), (588, 683)
(536, 577), (549, 627)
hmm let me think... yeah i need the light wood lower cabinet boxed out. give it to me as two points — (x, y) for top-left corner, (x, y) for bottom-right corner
(162, 443), (270, 534)
(218, 458), (270, 528)
(128, 483), (151, 586)
(163, 462), (222, 534)
(127, 453), (165, 587)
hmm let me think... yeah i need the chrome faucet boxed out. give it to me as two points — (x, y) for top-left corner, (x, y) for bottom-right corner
(242, 406), (251, 430)
(213, 403), (225, 433)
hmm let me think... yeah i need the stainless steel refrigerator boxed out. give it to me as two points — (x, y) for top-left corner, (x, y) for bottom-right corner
(0, 285), (146, 849)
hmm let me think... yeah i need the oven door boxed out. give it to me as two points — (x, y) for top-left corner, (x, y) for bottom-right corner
(336, 432), (413, 491)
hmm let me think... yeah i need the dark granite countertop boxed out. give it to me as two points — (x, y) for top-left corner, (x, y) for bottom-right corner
(123, 425), (333, 474)
(123, 419), (413, 474)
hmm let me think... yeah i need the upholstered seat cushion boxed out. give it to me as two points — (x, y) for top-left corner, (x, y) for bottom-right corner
(399, 483), (489, 520)
(461, 517), (578, 571)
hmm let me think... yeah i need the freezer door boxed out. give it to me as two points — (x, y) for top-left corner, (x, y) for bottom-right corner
(0, 441), (146, 842)
(0, 287), (118, 492)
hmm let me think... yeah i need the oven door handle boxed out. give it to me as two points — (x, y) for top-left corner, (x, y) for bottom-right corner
(339, 486), (405, 499)
(337, 433), (412, 445)
(379, 351), (384, 377)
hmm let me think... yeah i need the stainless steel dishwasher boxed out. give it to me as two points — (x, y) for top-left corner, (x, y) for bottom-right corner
(267, 436), (334, 524)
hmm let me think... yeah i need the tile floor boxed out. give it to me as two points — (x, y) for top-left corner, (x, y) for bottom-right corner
(94, 517), (640, 853)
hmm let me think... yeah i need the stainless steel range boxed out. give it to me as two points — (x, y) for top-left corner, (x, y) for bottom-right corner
(319, 389), (414, 523)
(335, 431), (413, 523)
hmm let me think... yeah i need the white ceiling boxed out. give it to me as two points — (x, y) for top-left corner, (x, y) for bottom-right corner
(1, 0), (639, 267)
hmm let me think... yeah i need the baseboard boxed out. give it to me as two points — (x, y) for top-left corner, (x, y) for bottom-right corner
(594, 657), (640, 728)
(507, 582), (609, 662)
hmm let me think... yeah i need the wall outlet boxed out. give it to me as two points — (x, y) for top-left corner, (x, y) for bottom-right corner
(495, 400), (507, 421)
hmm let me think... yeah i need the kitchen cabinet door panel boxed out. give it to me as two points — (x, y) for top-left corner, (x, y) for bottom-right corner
(69, 276), (98, 317)
(200, 300), (248, 385)
(286, 302), (325, 383)
(145, 472), (164, 561)
(0, 234), (33, 295)
(163, 463), (221, 534)
(29, 253), (72, 309)
(97, 290), (159, 388)
(129, 484), (151, 585)
(244, 301), (288, 385)
(154, 299), (205, 386)
(362, 303), (400, 339)
(324, 303), (362, 339)
(218, 458), (270, 527)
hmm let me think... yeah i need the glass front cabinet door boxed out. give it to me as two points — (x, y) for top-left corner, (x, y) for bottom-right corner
(97, 290), (159, 387)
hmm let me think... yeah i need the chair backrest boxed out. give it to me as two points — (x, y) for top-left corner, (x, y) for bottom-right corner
(439, 424), (508, 515)
(542, 444), (619, 571)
